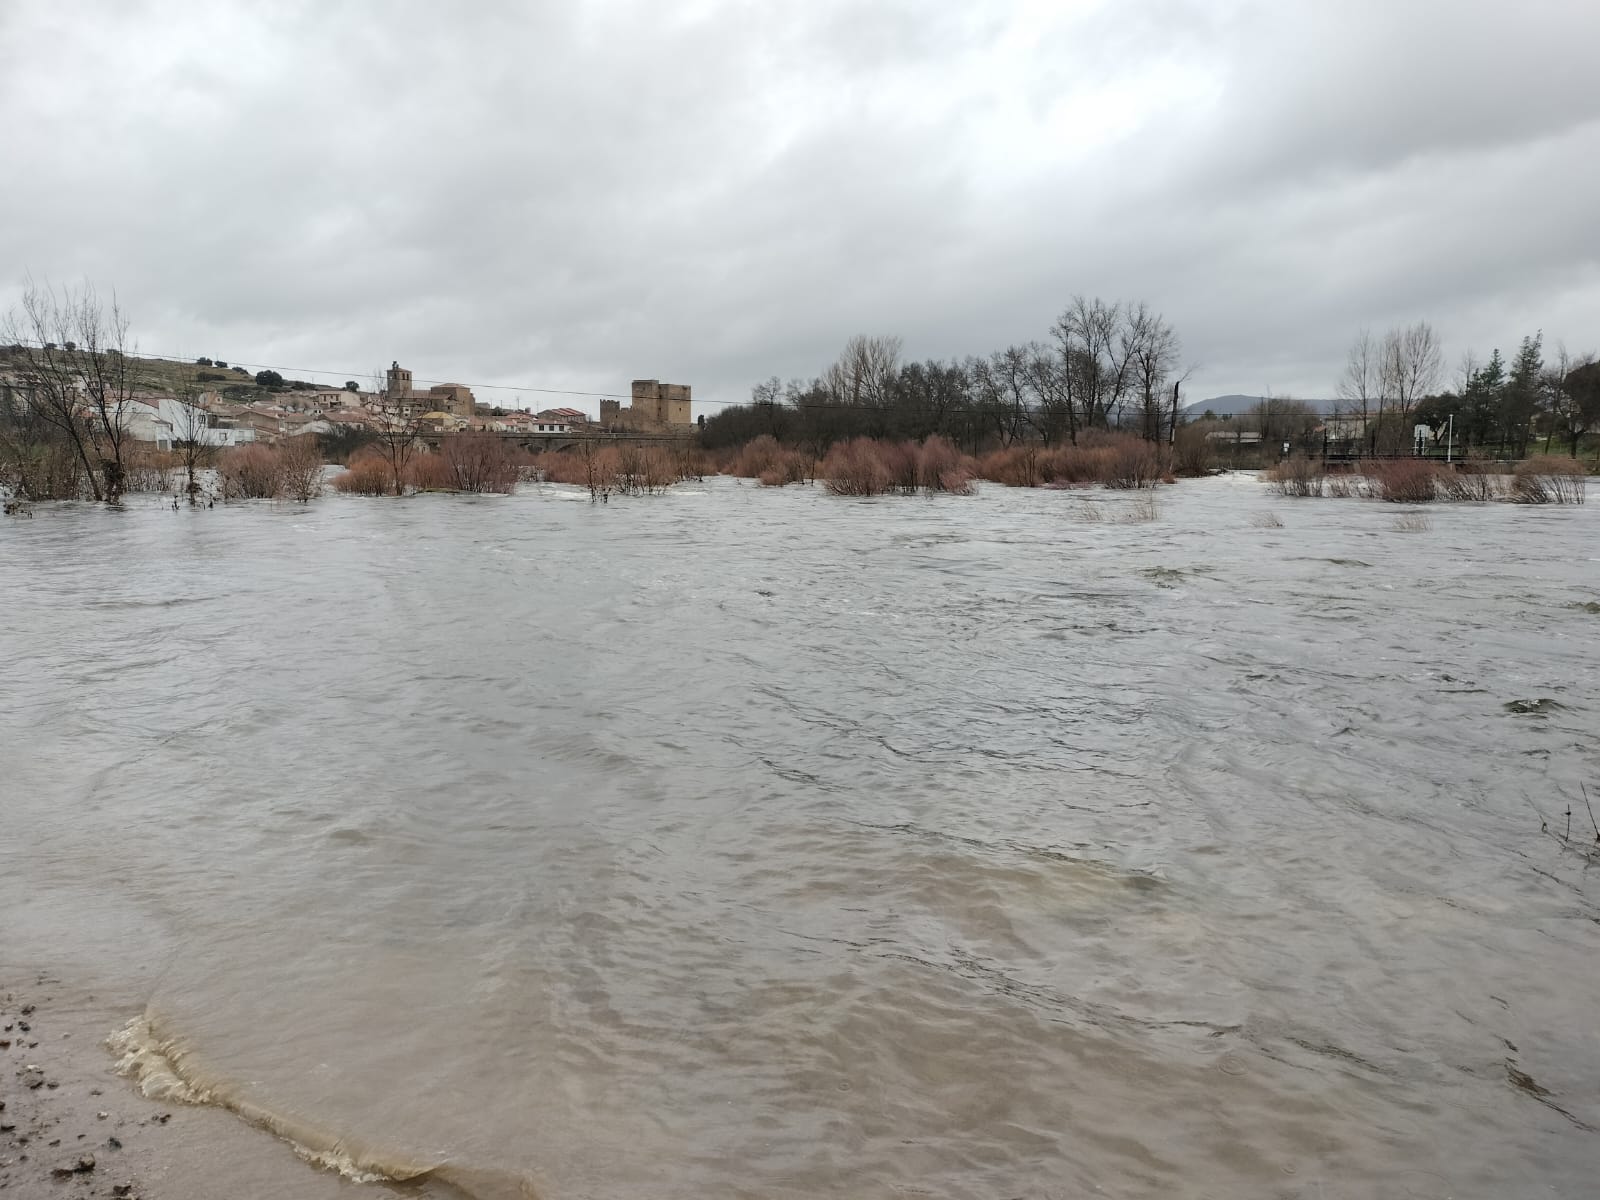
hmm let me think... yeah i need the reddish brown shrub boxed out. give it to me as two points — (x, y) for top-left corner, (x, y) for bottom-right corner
(123, 443), (180, 493)
(730, 435), (783, 478)
(1040, 444), (1111, 485)
(405, 451), (456, 491)
(1263, 456), (1325, 497)
(1100, 436), (1162, 489)
(732, 435), (810, 485)
(760, 451), (810, 486)
(977, 434), (1162, 488)
(915, 436), (975, 494)
(1366, 459), (1443, 502)
(976, 445), (1043, 487)
(1439, 466), (1504, 501)
(332, 451), (393, 495)
(615, 444), (678, 494)
(821, 438), (893, 496)
(442, 432), (520, 493)
(529, 450), (589, 485)
(276, 436), (325, 502)
(817, 437), (975, 496)
(1172, 424), (1216, 477)
(757, 460), (807, 486)
(218, 444), (283, 499)
(1512, 455), (1587, 504)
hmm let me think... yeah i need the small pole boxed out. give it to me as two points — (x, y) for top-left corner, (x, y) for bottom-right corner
(1446, 413), (1454, 464)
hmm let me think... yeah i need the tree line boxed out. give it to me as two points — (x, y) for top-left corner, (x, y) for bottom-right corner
(702, 297), (1185, 455)
(1336, 322), (1599, 457)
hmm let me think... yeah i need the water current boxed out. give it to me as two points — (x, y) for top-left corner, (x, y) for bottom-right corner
(2, 474), (1598, 1198)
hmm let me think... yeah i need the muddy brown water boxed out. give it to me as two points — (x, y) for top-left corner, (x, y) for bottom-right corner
(2, 474), (1598, 1199)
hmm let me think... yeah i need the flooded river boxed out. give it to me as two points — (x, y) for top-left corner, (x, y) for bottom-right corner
(2, 475), (1598, 1198)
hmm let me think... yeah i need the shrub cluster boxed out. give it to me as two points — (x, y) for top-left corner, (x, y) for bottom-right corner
(817, 436), (977, 496)
(219, 438), (325, 501)
(523, 444), (692, 498)
(1260, 454), (1587, 505)
(729, 435), (811, 486)
(1511, 455), (1587, 505)
(332, 451), (392, 495)
(976, 432), (1163, 489)
(1366, 459), (1444, 503)
(1262, 456), (1325, 497)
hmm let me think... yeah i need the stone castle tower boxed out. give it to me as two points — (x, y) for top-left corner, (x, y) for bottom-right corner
(386, 361), (414, 406)
(629, 380), (692, 427)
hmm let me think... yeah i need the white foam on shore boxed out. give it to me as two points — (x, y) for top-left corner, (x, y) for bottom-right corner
(107, 1014), (539, 1197)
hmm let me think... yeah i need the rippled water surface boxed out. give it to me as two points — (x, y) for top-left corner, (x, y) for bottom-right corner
(3, 475), (1599, 1198)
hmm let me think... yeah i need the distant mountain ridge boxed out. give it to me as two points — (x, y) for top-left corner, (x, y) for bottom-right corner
(1183, 394), (1340, 418)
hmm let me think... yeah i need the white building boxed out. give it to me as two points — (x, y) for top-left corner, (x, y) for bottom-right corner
(128, 396), (255, 449)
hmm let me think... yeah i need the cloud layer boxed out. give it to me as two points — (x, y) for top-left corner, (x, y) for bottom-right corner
(3, 0), (1597, 410)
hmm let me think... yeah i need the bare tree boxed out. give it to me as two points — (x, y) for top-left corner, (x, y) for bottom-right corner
(1, 280), (139, 502)
(1025, 341), (1077, 446)
(984, 345), (1037, 446)
(1053, 297), (1131, 429)
(1389, 320), (1443, 423)
(1249, 394), (1320, 446)
(579, 437), (614, 502)
(1337, 328), (1380, 449)
(276, 435), (326, 502)
(442, 432), (518, 493)
(1123, 302), (1181, 442)
(170, 369), (215, 505)
(823, 335), (902, 411)
(369, 368), (420, 495)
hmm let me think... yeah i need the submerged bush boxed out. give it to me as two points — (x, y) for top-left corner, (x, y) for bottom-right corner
(818, 436), (975, 496)
(332, 451), (392, 495)
(1366, 459), (1443, 503)
(218, 444), (283, 499)
(123, 444), (179, 494)
(405, 451), (456, 491)
(1511, 455), (1586, 505)
(1439, 465), (1506, 502)
(975, 432), (1160, 489)
(975, 445), (1042, 487)
(732, 435), (810, 486)
(1100, 437), (1162, 489)
(526, 444), (691, 497)
(821, 438), (894, 496)
(441, 433), (520, 494)
(277, 436), (326, 502)
(220, 439), (325, 500)
(1172, 424), (1217, 477)
(0, 438), (91, 500)
(529, 450), (590, 486)
(1263, 455), (1325, 497)
(914, 436), (975, 494)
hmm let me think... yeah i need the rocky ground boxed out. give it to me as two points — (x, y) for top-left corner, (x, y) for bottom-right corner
(1, 974), (375, 1200)
(1, 975), (147, 1199)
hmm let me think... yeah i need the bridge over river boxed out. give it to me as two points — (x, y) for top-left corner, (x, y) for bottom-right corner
(418, 429), (695, 454)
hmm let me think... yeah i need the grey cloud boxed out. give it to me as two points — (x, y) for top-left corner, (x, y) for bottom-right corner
(1, 0), (1597, 410)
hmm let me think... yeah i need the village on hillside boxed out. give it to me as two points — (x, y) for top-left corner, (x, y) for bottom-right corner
(0, 347), (696, 452)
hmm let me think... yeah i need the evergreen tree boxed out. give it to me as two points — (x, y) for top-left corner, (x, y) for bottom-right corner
(1462, 349), (1504, 450)
(1504, 332), (1544, 456)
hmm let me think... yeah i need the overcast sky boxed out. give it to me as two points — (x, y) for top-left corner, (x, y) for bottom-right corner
(3, 0), (1597, 414)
